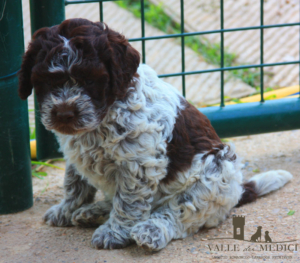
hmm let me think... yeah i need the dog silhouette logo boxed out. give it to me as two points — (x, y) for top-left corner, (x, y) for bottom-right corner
(208, 215), (297, 243)
(250, 226), (262, 242)
(232, 216), (276, 243)
(265, 231), (272, 243)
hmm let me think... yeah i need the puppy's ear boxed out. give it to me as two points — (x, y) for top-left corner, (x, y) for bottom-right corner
(18, 28), (51, 100)
(95, 24), (140, 99)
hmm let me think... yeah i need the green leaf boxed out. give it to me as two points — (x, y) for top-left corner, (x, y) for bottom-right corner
(32, 172), (44, 179)
(36, 171), (47, 176)
(252, 168), (260, 173)
(31, 161), (64, 170)
(287, 210), (295, 216)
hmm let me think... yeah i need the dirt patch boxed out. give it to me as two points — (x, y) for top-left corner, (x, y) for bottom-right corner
(1, 130), (299, 263)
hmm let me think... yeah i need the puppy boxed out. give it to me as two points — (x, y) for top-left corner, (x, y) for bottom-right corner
(18, 18), (292, 251)
(251, 226), (262, 242)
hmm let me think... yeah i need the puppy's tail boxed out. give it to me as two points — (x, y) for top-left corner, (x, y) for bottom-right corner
(236, 170), (293, 207)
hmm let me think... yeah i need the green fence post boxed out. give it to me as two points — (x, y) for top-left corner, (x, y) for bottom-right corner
(29, 0), (65, 160)
(0, 0), (33, 214)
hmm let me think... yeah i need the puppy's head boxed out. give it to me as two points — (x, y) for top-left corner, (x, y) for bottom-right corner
(19, 18), (140, 135)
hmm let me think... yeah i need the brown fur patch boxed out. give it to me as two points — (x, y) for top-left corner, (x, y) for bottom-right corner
(163, 100), (223, 184)
(235, 181), (258, 207)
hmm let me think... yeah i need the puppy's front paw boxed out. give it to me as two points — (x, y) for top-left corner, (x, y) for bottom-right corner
(43, 203), (73, 227)
(131, 220), (167, 251)
(91, 224), (132, 249)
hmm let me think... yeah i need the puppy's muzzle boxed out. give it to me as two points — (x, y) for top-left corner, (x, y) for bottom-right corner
(56, 109), (75, 123)
(52, 104), (77, 124)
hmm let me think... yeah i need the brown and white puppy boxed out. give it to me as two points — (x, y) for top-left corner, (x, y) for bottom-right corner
(18, 18), (292, 251)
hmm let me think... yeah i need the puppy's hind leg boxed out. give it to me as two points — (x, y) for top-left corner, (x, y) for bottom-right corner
(72, 200), (112, 227)
(130, 192), (216, 251)
(43, 163), (97, 227)
(131, 166), (242, 251)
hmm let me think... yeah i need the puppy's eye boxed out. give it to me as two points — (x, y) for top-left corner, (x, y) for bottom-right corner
(86, 80), (94, 85)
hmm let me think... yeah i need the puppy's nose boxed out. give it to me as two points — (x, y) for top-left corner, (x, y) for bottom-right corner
(56, 110), (75, 121)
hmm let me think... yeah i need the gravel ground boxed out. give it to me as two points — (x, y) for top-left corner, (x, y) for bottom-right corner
(1, 130), (300, 263)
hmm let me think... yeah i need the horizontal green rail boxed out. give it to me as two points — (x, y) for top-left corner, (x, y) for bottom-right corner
(201, 98), (300, 138)
(126, 22), (300, 41)
(158, 61), (300, 78)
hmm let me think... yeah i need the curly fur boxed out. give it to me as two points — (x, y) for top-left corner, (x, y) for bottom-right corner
(18, 18), (293, 251)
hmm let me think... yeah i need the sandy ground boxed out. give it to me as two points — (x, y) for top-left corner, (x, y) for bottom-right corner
(1, 130), (300, 263)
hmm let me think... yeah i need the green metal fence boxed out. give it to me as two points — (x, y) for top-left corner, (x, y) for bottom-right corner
(0, 0), (33, 214)
(30, 0), (300, 160)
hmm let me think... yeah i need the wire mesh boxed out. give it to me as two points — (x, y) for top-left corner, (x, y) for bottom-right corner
(64, 0), (300, 103)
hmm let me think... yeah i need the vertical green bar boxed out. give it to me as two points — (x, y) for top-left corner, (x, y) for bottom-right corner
(260, 0), (264, 102)
(220, 0), (225, 107)
(0, 0), (33, 214)
(99, 1), (103, 22)
(141, 0), (146, 63)
(30, 0), (65, 160)
(180, 0), (186, 97)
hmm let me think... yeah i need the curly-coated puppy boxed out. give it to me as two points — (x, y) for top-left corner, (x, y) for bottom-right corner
(18, 18), (293, 251)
